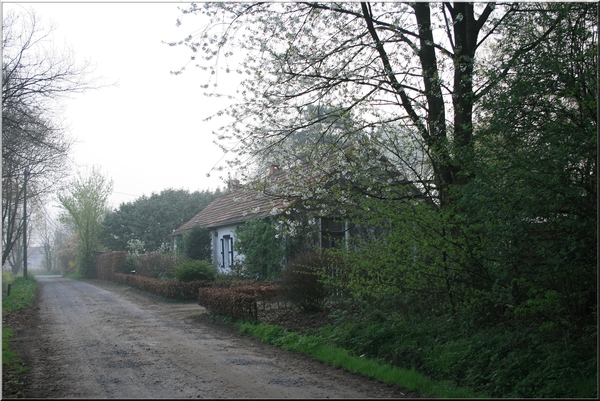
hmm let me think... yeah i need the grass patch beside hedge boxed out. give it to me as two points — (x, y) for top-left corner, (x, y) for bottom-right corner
(236, 320), (485, 398)
(2, 275), (40, 376)
(210, 304), (596, 398)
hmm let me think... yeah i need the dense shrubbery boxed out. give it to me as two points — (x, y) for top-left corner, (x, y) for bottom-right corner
(317, 312), (597, 398)
(234, 217), (284, 280)
(181, 226), (212, 261)
(280, 251), (335, 312)
(96, 251), (127, 281)
(110, 242), (180, 280)
(56, 234), (78, 275)
(173, 260), (218, 282)
(133, 251), (180, 279)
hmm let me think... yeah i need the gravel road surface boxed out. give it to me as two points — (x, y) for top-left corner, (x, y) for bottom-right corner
(9, 276), (416, 398)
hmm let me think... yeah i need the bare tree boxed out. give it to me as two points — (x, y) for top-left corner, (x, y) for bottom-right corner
(2, 7), (96, 266)
(37, 215), (72, 272)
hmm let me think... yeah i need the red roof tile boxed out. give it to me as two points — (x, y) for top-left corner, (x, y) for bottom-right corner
(171, 177), (292, 236)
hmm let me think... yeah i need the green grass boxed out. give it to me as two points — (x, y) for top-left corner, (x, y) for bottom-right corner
(2, 275), (40, 312)
(2, 328), (29, 374)
(236, 321), (486, 398)
(62, 272), (85, 280)
(2, 275), (39, 377)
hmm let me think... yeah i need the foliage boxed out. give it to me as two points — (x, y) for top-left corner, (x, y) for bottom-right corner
(173, 3), (568, 211)
(459, 1), (597, 335)
(55, 234), (78, 275)
(237, 321), (481, 398)
(119, 253), (138, 274)
(57, 166), (113, 278)
(101, 188), (221, 252)
(218, 260), (250, 280)
(181, 225), (211, 261)
(173, 259), (217, 282)
(318, 313), (597, 398)
(280, 251), (332, 312)
(133, 251), (180, 280)
(126, 238), (145, 256)
(234, 217), (284, 280)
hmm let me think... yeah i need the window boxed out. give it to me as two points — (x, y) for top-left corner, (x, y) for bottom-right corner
(220, 235), (234, 268)
(321, 218), (345, 249)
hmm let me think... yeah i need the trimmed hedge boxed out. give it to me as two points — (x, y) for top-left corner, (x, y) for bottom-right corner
(100, 258), (281, 317)
(198, 282), (279, 320)
(113, 273), (214, 301)
(96, 251), (127, 281)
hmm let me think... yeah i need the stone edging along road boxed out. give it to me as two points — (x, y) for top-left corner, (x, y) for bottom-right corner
(10, 276), (417, 398)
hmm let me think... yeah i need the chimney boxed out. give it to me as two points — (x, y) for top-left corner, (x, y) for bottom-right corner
(269, 164), (280, 175)
(227, 178), (240, 190)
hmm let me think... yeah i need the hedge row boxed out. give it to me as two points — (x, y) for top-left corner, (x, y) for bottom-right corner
(96, 251), (127, 281)
(113, 273), (214, 300)
(198, 283), (279, 320)
(96, 253), (283, 313)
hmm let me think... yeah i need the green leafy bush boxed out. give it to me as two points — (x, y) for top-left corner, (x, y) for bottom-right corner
(135, 251), (179, 279)
(182, 225), (212, 261)
(118, 253), (137, 274)
(173, 260), (218, 282)
(234, 217), (284, 280)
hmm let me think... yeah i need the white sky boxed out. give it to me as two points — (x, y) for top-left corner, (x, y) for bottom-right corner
(3, 1), (239, 210)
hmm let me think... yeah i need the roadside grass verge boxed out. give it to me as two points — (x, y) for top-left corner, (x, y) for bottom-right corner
(2, 328), (29, 374)
(62, 272), (85, 280)
(3, 275), (39, 312)
(33, 270), (62, 276)
(2, 274), (40, 375)
(235, 320), (485, 398)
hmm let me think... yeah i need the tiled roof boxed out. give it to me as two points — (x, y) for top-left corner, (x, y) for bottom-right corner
(171, 176), (292, 236)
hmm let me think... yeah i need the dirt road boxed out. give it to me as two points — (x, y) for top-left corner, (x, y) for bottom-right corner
(9, 276), (415, 398)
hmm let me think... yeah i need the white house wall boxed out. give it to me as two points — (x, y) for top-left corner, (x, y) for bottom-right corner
(210, 224), (244, 273)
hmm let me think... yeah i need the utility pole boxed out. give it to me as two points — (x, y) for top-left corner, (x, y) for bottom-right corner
(23, 168), (28, 278)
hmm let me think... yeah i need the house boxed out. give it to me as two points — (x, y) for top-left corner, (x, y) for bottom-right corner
(171, 171), (292, 271)
(171, 168), (348, 272)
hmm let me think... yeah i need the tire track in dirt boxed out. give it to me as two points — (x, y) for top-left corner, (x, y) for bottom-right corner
(12, 276), (416, 398)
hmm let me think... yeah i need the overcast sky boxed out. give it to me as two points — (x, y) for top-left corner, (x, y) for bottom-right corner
(4, 1), (239, 210)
